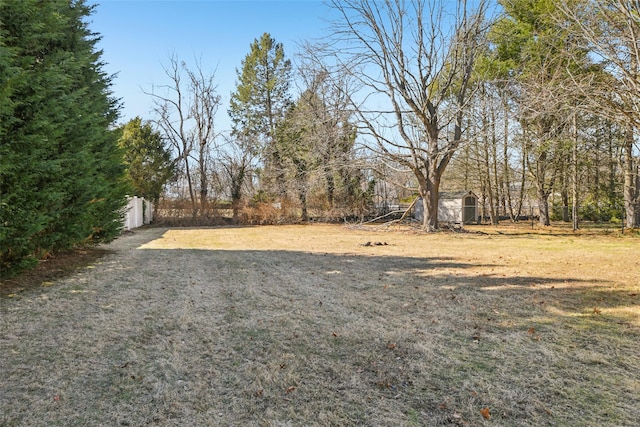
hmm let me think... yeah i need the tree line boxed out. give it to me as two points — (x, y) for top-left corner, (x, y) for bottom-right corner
(127, 0), (639, 231)
(2, 0), (639, 275)
(129, 34), (372, 226)
(320, 0), (640, 230)
(444, 0), (640, 229)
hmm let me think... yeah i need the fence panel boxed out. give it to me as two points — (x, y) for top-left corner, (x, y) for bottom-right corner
(123, 196), (153, 230)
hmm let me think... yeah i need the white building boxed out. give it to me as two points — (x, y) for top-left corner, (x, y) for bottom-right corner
(415, 191), (478, 225)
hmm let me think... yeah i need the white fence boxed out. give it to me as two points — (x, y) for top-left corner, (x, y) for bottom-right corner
(123, 196), (153, 230)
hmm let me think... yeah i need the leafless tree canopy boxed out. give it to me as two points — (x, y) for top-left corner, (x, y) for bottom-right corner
(146, 56), (221, 217)
(327, 0), (489, 230)
(138, 1), (637, 228)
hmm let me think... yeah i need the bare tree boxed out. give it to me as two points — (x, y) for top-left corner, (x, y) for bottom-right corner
(147, 56), (220, 216)
(518, 62), (573, 226)
(495, 83), (528, 223)
(559, 0), (640, 228)
(188, 63), (220, 213)
(327, 0), (488, 230)
(149, 57), (195, 210)
(218, 134), (258, 223)
(469, 83), (502, 225)
(447, 79), (531, 224)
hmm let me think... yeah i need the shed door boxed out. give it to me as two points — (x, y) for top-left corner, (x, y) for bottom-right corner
(463, 196), (476, 224)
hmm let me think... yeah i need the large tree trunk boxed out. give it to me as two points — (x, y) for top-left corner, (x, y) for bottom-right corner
(528, 138), (556, 227)
(515, 135), (527, 220)
(623, 127), (639, 228)
(184, 159), (196, 217)
(418, 169), (440, 231)
(483, 140), (497, 225)
(502, 98), (516, 222)
(490, 103), (500, 224)
(537, 188), (551, 226)
(199, 155), (208, 214)
(223, 144), (252, 225)
(269, 149), (288, 198)
(572, 112), (579, 231)
(561, 189), (569, 222)
(325, 165), (335, 209)
(231, 199), (241, 224)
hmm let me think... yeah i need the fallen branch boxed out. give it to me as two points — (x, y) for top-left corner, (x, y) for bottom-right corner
(360, 209), (407, 225)
(374, 196), (420, 228)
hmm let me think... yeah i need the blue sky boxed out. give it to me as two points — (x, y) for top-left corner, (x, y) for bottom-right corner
(88, 0), (335, 132)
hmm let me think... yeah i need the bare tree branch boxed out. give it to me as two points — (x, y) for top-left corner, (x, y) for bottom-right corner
(326, 0), (488, 230)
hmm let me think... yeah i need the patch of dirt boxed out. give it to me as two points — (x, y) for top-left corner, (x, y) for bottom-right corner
(1, 247), (112, 297)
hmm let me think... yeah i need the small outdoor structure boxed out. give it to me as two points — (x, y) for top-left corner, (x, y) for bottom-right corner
(123, 196), (154, 230)
(414, 191), (478, 225)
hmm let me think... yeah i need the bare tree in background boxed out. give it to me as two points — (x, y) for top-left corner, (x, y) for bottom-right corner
(218, 134), (257, 223)
(519, 70), (571, 226)
(327, 0), (488, 230)
(148, 57), (194, 209)
(147, 56), (220, 216)
(188, 64), (220, 213)
(291, 56), (364, 214)
(559, 0), (640, 228)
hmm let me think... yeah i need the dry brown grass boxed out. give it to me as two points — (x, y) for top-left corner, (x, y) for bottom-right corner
(1, 223), (639, 426)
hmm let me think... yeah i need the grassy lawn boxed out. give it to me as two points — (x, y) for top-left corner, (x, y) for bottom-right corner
(1, 223), (639, 426)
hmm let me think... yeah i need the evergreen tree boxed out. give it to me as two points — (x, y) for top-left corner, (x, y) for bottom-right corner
(229, 32), (292, 197)
(274, 102), (315, 220)
(0, 0), (127, 275)
(274, 70), (362, 219)
(118, 117), (175, 204)
(488, 0), (591, 225)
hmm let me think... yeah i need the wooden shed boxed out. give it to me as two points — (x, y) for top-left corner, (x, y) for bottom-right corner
(415, 191), (478, 225)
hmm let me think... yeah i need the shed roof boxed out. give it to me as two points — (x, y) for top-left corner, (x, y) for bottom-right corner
(439, 190), (476, 200)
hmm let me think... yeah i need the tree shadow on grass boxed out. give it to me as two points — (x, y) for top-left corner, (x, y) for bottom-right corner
(3, 233), (639, 427)
(4, 229), (636, 328)
(0, 248), (114, 298)
(135, 243), (639, 329)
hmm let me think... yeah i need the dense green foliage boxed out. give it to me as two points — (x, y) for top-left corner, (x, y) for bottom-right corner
(229, 32), (292, 197)
(118, 117), (175, 204)
(0, 0), (127, 275)
(229, 32), (291, 142)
